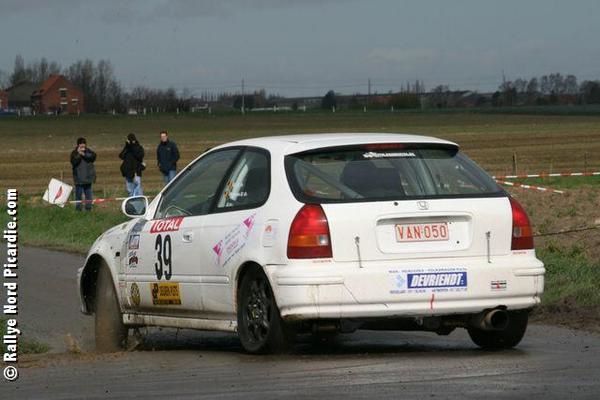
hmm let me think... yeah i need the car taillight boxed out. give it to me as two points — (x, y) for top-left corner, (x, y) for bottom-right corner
(287, 204), (332, 259)
(510, 197), (534, 250)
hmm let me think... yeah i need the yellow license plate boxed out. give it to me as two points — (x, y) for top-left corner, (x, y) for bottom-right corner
(150, 282), (181, 305)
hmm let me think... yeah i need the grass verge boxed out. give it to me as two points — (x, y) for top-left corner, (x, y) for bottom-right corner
(509, 175), (600, 190)
(532, 245), (600, 332)
(0, 318), (51, 355)
(2, 200), (127, 254)
(538, 245), (600, 306)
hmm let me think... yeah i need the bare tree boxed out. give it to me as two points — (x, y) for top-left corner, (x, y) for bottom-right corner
(540, 75), (551, 95)
(513, 78), (527, 94)
(0, 69), (9, 88)
(564, 74), (578, 95)
(10, 54), (28, 85)
(526, 78), (538, 95)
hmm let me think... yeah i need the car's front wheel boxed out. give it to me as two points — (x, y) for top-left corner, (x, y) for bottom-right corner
(237, 267), (292, 354)
(95, 265), (128, 352)
(467, 310), (529, 350)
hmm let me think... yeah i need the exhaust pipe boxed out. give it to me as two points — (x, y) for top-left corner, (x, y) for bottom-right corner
(471, 309), (509, 331)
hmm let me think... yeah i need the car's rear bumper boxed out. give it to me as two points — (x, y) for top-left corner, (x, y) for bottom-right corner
(266, 254), (544, 320)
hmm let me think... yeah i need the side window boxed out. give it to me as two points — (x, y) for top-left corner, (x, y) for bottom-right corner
(216, 149), (270, 210)
(156, 149), (240, 219)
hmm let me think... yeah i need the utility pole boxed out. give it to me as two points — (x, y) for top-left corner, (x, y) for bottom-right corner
(367, 78), (371, 109)
(241, 78), (245, 114)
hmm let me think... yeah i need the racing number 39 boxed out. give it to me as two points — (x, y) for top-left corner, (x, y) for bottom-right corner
(154, 234), (172, 280)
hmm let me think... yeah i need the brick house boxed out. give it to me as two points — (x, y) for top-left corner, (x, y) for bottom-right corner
(0, 89), (8, 110)
(31, 75), (85, 114)
(5, 81), (38, 112)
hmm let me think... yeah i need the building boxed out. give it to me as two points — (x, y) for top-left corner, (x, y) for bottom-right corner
(0, 89), (8, 110)
(31, 75), (85, 114)
(5, 81), (38, 112)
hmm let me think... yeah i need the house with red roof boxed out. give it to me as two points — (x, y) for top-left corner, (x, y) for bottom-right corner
(31, 74), (85, 114)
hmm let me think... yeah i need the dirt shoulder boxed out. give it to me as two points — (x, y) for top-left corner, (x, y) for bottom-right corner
(531, 301), (600, 335)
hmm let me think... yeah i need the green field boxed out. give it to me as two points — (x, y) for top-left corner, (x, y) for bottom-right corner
(1, 111), (600, 196)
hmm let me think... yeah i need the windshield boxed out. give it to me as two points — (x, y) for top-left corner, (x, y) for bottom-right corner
(285, 143), (504, 203)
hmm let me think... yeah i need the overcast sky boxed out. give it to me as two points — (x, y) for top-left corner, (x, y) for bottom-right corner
(1, 0), (599, 96)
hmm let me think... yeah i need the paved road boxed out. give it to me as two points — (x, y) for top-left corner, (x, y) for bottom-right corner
(2, 247), (600, 399)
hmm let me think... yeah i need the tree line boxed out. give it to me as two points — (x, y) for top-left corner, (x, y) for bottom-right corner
(494, 73), (600, 106)
(1, 55), (200, 113)
(3, 54), (600, 112)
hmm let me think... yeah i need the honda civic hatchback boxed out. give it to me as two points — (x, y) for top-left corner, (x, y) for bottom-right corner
(78, 133), (545, 353)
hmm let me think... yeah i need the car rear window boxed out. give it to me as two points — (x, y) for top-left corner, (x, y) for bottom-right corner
(284, 143), (504, 203)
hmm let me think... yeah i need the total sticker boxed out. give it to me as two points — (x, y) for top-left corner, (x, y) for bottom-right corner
(150, 217), (184, 233)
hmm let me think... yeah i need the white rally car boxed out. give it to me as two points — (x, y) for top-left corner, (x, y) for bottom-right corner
(78, 133), (545, 353)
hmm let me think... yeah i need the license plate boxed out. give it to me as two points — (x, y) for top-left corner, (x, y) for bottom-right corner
(395, 222), (449, 242)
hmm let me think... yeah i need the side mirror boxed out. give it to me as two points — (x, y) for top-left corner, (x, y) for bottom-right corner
(121, 196), (148, 218)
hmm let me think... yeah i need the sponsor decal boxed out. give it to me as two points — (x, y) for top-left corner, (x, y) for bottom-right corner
(150, 217), (184, 233)
(262, 220), (278, 247)
(407, 272), (467, 289)
(127, 251), (138, 268)
(213, 240), (223, 257)
(243, 215), (255, 230)
(363, 151), (416, 159)
(212, 213), (257, 267)
(491, 280), (507, 291)
(128, 234), (140, 250)
(150, 282), (181, 305)
(130, 283), (140, 307)
(390, 267), (468, 294)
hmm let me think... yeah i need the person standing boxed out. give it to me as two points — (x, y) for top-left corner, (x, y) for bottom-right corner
(70, 137), (97, 211)
(156, 130), (180, 184)
(119, 133), (145, 197)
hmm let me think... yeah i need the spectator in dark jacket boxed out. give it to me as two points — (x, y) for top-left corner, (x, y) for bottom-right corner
(119, 133), (145, 197)
(156, 130), (180, 184)
(70, 137), (97, 211)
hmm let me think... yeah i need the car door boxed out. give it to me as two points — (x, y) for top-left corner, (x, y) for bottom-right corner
(124, 148), (242, 315)
(194, 148), (271, 317)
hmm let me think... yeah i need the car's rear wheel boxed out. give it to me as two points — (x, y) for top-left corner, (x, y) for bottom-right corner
(95, 266), (128, 352)
(237, 267), (292, 354)
(467, 310), (529, 350)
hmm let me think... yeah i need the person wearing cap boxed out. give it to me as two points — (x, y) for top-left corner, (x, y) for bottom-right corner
(156, 130), (180, 184)
(70, 137), (97, 211)
(119, 133), (145, 197)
